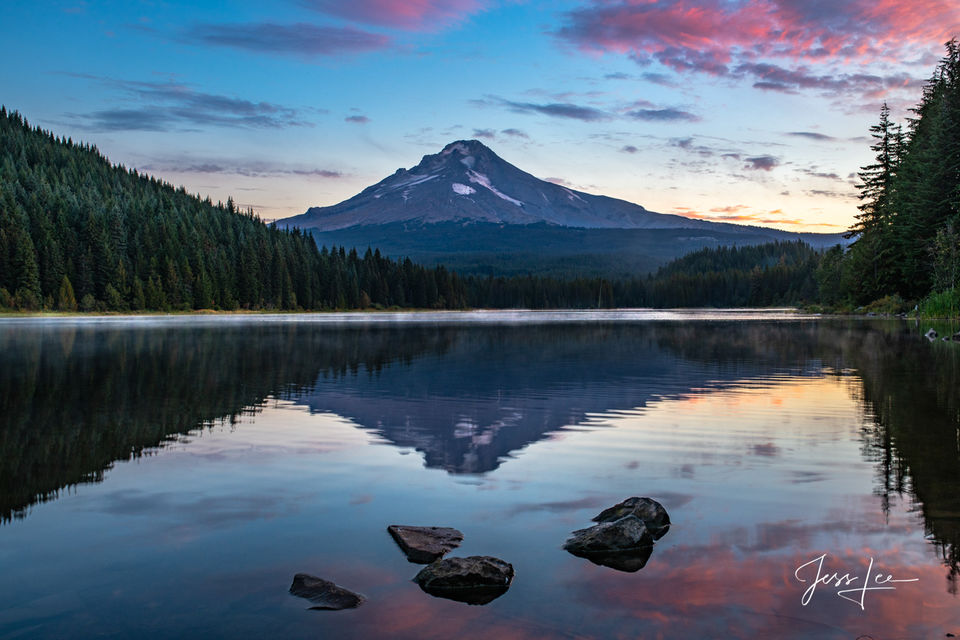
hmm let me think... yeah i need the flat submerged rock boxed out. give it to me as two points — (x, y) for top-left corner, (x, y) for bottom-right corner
(289, 573), (365, 610)
(387, 524), (463, 563)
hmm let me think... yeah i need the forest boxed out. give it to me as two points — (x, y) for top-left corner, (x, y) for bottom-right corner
(819, 40), (960, 315)
(1, 41), (958, 314)
(0, 107), (466, 311)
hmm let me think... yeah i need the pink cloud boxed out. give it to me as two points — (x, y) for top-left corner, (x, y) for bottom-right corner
(558, 0), (959, 98)
(303, 0), (485, 31)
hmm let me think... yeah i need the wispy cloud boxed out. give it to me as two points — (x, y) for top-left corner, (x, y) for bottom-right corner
(473, 96), (612, 122)
(300, 0), (485, 31)
(140, 157), (344, 179)
(640, 72), (679, 87)
(801, 168), (842, 180)
(63, 76), (310, 131)
(683, 207), (807, 227)
(475, 95), (698, 124)
(472, 127), (496, 139)
(744, 155), (779, 171)
(346, 115), (370, 123)
(787, 131), (836, 141)
(500, 128), (529, 138)
(621, 145), (638, 153)
(627, 108), (699, 122)
(187, 22), (391, 58)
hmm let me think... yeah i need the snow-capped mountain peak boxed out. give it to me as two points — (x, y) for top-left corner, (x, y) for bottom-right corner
(278, 139), (712, 232)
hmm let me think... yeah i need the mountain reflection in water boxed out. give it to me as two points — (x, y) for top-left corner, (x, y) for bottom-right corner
(1, 315), (959, 605)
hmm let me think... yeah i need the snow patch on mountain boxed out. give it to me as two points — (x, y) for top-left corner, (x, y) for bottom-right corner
(442, 142), (470, 156)
(379, 173), (439, 195)
(452, 183), (476, 195)
(466, 170), (523, 207)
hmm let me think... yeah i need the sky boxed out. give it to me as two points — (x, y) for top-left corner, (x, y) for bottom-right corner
(2, 1), (958, 232)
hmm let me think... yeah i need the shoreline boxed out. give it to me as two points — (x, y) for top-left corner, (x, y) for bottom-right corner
(0, 308), (823, 325)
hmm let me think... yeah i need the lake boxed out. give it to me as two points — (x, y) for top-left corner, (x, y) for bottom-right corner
(1, 310), (958, 639)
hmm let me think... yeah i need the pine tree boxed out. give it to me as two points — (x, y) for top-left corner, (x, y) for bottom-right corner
(56, 275), (77, 311)
(847, 103), (902, 302)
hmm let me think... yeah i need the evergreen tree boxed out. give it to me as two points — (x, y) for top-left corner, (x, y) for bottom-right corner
(846, 103), (902, 303)
(56, 275), (77, 311)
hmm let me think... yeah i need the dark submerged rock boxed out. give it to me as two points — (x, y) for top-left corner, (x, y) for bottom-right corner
(592, 496), (671, 540)
(289, 573), (365, 610)
(570, 544), (654, 573)
(564, 514), (654, 555)
(414, 556), (514, 605)
(387, 524), (463, 563)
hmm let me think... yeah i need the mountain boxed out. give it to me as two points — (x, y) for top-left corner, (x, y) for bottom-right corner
(281, 139), (716, 231)
(276, 140), (845, 276)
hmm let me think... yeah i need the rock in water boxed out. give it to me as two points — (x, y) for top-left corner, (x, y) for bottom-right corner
(564, 514), (654, 556)
(591, 497), (671, 540)
(289, 573), (365, 610)
(387, 525), (464, 563)
(575, 545), (654, 573)
(414, 556), (514, 605)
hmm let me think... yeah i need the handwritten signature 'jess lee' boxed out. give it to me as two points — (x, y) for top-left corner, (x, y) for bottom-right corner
(794, 554), (919, 610)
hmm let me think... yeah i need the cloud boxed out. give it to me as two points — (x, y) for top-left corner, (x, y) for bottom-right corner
(744, 155), (779, 171)
(500, 128), (529, 138)
(684, 209), (807, 226)
(556, 0), (956, 100)
(141, 157), (343, 179)
(544, 176), (576, 187)
(472, 128), (496, 139)
(476, 95), (698, 125)
(621, 145), (638, 153)
(807, 188), (856, 199)
(474, 96), (612, 122)
(64, 76), (309, 131)
(710, 205), (748, 213)
(627, 108), (699, 122)
(735, 62), (923, 99)
(640, 72), (679, 87)
(188, 22), (390, 58)
(787, 131), (836, 141)
(346, 115), (370, 123)
(300, 0), (484, 31)
(802, 168), (842, 180)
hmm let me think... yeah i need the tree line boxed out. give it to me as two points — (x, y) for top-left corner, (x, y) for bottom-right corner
(818, 40), (960, 312)
(460, 240), (819, 308)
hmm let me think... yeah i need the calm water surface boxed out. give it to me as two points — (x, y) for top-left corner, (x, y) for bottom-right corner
(1, 311), (959, 639)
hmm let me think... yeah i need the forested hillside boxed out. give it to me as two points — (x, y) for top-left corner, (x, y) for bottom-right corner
(822, 40), (960, 313)
(459, 241), (820, 308)
(0, 108), (466, 311)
